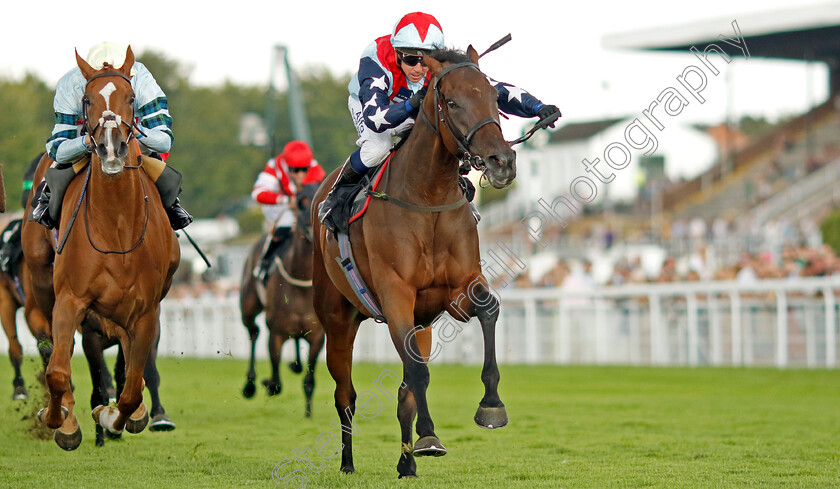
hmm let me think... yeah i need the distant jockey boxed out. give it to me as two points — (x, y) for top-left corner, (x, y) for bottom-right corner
(252, 140), (325, 282)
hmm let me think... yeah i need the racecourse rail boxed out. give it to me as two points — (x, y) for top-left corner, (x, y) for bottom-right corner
(3, 277), (838, 369)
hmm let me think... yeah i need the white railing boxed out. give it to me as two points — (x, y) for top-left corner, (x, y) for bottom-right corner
(2, 278), (837, 368)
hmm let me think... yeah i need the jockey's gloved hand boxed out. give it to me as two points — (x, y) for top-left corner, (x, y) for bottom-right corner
(537, 104), (561, 128)
(407, 85), (429, 110)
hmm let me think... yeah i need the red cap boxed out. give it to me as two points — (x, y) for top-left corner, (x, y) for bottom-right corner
(282, 141), (313, 168)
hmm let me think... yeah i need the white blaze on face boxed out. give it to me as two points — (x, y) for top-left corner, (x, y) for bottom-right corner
(99, 82), (117, 110)
(96, 81), (125, 173)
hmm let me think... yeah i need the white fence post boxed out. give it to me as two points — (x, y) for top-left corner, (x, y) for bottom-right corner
(776, 290), (788, 368)
(825, 287), (836, 368)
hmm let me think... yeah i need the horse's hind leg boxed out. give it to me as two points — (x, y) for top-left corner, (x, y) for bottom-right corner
(466, 282), (507, 429)
(316, 286), (361, 473)
(302, 332), (325, 417)
(1, 295), (26, 399)
(82, 330), (110, 446)
(145, 318), (175, 432)
(40, 296), (82, 450)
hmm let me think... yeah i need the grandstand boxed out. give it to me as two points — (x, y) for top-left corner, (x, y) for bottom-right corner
(604, 3), (840, 228)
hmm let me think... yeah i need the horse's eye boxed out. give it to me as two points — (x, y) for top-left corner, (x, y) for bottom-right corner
(129, 96), (135, 105)
(446, 100), (458, 109)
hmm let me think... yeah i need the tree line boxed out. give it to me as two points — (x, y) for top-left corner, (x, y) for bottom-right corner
(0, 50), (357, 219)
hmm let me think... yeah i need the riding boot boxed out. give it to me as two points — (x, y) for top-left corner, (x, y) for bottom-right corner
(317, 150), (368, 233)
(254, 228), (292, 283)
(164, 198), (193, 231)
(30, 181), (56, 230)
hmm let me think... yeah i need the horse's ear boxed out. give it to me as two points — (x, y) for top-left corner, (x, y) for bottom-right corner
(120, 46), (135, 77)
(466, 45), (480, 66)
(76, 49), (95, 79)
(424, 55), (443, 77)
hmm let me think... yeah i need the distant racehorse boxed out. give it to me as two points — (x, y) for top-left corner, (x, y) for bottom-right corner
(22, 46), (180, 450)
(240, 184), (325, 416)
(311, 47), (515, 477)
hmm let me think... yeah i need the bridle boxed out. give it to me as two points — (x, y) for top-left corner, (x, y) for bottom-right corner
(81, 71), (141, 145)
(419, 61), (501, 184)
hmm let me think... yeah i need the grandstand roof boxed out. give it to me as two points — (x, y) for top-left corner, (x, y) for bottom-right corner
(603, 3), (840, 63)
(548, 118), (625, 144)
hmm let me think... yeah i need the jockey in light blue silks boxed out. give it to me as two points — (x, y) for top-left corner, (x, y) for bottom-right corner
(31, 41), (193, 230)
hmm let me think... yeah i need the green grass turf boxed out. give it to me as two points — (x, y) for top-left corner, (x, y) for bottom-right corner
(0, 354), (838, 488)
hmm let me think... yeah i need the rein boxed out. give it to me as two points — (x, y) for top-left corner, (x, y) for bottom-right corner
(84, 160), (149, 254)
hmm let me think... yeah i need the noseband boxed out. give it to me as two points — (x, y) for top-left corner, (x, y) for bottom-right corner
(419, 61), (503, 183)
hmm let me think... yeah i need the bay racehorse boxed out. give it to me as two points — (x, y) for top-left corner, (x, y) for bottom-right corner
(240, 184), (325, 416)
(22, 46), (179, 450)
(311, 47), (514, 477)
(0, 239), (52, 400)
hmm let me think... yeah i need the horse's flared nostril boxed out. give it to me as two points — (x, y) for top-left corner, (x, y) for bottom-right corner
(117, 142), (128, 159)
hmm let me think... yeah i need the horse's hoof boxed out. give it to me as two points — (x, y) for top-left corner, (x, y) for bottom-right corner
(149, 413), (176, 432)
(92, 405), (124, 435)
(104, 430), (123, 440)
(12, 385), (28, 400)
(126, 404), (149, 434)
(413, 436), (447, 457)
(288, 361), (303, 374)
(263, 379), (282, 396)
(54, 425), (83, 451)
(242, 381), (256, 399)
(474, 405), (508, 429)
(398, 474), (418, 479)
(340, 465), (355, 474)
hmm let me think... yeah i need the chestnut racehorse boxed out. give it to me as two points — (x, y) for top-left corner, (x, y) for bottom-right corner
(311, 47), (514, 477)
(22, 46), (179, 450)
(240, 184), (325, 416)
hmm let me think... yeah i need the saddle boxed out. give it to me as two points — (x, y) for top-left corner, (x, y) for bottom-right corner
(0, 218), (23, 278)
(329, 159), (390, 236)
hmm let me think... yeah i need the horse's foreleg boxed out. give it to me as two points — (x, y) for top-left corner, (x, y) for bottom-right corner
(303, 332), (325, 418)
(242, 313), (259, 398)
(395, 325), (431, 477)
(263, 329), (287, 396)
(384, 292), (444, 459)
(41, 296), (82, 450)
(470, 284), (507, 429)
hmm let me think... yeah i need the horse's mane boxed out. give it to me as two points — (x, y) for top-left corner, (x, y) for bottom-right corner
(428, 49), (471, 65)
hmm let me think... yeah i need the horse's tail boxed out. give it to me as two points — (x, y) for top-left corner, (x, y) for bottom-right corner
(288, 337), (304, 374)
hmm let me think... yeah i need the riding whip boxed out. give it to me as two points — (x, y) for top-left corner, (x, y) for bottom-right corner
(479, 34), (512, 58)
(179, 228), (212, 268)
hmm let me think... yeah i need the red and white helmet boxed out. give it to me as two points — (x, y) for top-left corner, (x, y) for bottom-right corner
(390, 12), (445, 54)
(282, 140), (313, 168)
